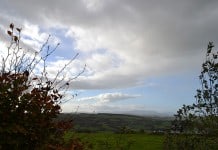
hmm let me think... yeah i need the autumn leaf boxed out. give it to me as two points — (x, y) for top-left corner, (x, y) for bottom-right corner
(14, 36), (18, 42)
(7, 30), (12, 36)
(16, 28), (21, 32)
(9, 23), (14, 29)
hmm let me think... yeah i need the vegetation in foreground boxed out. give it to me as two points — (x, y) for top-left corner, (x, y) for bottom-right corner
(164, 42), (218, 149)
(59, 113), (169, 149)
(0, 24), (86, 149)
(64, 132), (164, 150)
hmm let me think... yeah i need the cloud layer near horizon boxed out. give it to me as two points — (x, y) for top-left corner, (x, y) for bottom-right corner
(1, 0), (218, 90)
(78, 92), (140, 103)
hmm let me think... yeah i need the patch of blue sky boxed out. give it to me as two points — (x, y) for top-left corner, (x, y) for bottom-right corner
(64, 61), (200, 113)
(43, 28), (78, 61)
(135, 73), (199, 111)
(75, 70), (200, 113)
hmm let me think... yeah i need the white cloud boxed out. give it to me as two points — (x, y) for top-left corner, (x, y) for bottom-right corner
(65, 26), (105, 52)
(44, 58), (85, 80)
(0, 41), (7, 54)
(0, 0), (218, 90)
(78, 92), (140, 104)
(22, 22), (60, 51)
(61, 101), (171, 115)
(60, 92), (144, 113)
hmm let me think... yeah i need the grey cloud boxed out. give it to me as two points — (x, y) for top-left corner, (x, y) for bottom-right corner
(1, 0), (218, 54)
(1, 0), (218, 89)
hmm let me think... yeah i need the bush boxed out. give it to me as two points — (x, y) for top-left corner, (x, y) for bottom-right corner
(0, 23), (85, 149)
(164, 42), (218, 149)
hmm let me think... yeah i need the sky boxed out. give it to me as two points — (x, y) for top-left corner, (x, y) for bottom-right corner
(0, 0), (218, 116)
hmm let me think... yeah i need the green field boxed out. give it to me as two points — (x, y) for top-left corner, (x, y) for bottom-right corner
(60, 113), (169, 149)
(67, 132), (164, 150)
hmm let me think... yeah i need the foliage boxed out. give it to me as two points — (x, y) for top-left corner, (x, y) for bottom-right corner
(76, 133), (163, 150)
(164, 134), (218, 150)
(164, 42), (218, 149)
(0, 24), (85, 149)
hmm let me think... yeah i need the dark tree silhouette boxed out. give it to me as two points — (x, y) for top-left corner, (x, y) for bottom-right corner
(0, 24), (86, 149)
(164, 42), (218, 149)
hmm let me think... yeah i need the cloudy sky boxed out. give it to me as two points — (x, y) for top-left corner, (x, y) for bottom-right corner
(0, 0), (218, 115)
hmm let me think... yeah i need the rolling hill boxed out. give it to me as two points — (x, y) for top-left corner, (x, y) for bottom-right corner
(58, 113), (173, 133)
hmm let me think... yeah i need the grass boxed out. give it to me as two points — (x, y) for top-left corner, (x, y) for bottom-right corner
(65, 132), (164, 150)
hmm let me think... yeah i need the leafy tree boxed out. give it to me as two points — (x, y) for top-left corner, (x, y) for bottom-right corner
(0, 24), (85, 149)
(164, 42), (218, 149)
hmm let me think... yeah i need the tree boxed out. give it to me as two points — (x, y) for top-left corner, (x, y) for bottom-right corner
(164, 42), (218, 149)
(0, 24), (85, 149)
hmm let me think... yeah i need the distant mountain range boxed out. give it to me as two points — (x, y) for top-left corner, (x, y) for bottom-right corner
(74, 110), (174, 117)
(112, 110), (173, 117)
